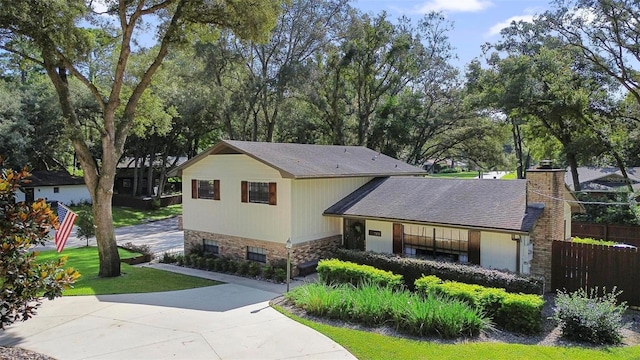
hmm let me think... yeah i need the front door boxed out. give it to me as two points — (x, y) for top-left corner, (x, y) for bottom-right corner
(468, 230), (481, 265)
(344, 218), (365, 251)
(393, 223), (403, 254)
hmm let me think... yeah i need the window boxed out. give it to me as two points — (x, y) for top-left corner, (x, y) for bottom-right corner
(122, 179), (131, 188)
(203, 239), (219, 255)
(246, 246), (267, 263)
(191, 179), (220, 200)
(249, 182), (269, 203)
(53, 187), (60, 193)
(241, 181), (276, 205)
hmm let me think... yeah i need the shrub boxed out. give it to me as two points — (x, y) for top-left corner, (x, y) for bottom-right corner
(227, 259), (238, 273)
(248, 262), (262, 277)
(496, 293), (544, 334)
(120, 242), (153, 256)
(317, 259), (403, 289)
(161, 252), (177, 264)
(335, 248), (542, 294)
(237, 261), (250, 276)
(205, 258), (216, 271)
(211, 258), (221, 272)
(553, 287), (627, 345)
(74, 206), (95, 243)
(572, 237), (618, 246)
(262, 264), (275, 279)
(414, 275), (442, 291)
(218, 257), (229, 272)
(197, 256), (207, 269)
(189, 254), (200, 268)
(176, 254), (184, 266)
(274, 268), (287, 283)
(415, 275), (544, 334)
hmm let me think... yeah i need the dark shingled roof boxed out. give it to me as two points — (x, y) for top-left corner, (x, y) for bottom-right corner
(324, 177), (544, 233)
(172, 140), (426, 178)
(24, 170), (85, 187)
(565, 166), (640, 191)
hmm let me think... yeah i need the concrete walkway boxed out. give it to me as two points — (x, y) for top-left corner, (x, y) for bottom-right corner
(0, 265), (355, 360)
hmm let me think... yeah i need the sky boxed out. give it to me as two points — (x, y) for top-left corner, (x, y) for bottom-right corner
(353, 0), (553, 70)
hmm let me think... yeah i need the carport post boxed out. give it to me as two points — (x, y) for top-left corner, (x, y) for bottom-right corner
(285, 238), (292, 292)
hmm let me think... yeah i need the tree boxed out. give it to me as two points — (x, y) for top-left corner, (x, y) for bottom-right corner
(0, 0), (283, 277)
(0, 80), (30, 168)
(545, 0), (640, 106)
(475, 18), (630, 188)
(0, 165), (79, 329)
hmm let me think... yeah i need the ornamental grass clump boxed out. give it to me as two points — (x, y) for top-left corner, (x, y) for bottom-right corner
(285, 282), (489, 339)
(553, 287), (627, 345)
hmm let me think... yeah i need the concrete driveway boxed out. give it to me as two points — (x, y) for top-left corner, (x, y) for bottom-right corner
(11, 217), (356, 359)
(0, 280), (354, 359)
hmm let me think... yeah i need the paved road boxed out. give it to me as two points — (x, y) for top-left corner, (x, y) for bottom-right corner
(479, 171), (507, 179)
(37, 217), (184, 255)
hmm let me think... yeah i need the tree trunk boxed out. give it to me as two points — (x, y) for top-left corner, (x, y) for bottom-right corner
(132, 156), (140, 197)
(147, 150), (156, 197)
(93, 188), (121, 277)
(510, 118), (525, 179)
(567, 151), (581, 192)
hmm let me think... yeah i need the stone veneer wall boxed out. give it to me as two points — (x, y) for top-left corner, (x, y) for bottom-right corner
(184, 230), (342, 276)
(526, 168), (566, 290)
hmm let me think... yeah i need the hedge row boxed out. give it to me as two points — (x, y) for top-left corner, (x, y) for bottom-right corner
(317, 259), (404, 289)
(335, 248), (543, 294)
(415, 275), (544, 334)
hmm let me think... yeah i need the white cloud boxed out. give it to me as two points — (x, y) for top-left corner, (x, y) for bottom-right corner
(486, 15), (534, 37)
(414, 0), (493, 13)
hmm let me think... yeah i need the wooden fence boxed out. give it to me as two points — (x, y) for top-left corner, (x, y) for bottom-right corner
(572, 222), (640, 247)
(551, 241), (640, 306)
(112, 194), (182, 210)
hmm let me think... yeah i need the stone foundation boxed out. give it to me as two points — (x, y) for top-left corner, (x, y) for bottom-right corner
(184, 230), (342, 276)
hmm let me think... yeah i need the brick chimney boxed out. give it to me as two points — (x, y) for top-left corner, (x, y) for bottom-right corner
(526, 160), (566, 288)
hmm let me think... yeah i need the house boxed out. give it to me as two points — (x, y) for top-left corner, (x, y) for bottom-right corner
(115, 156), (187, 196)
(565, 166), (640, 194)
(174, 140), (580, 284)
(16, 170), (91, 206)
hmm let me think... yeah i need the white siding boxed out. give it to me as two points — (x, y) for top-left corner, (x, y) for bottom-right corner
(291, 177), (371, 243)
(359, 221), (519, 272)
(365, 220), (393, 253)
(16, 185), (91, 205)
(480, 231), (517, 272)
(183, 154), (292, 244)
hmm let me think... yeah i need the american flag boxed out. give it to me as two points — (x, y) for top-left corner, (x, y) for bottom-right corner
(55, 203), (78, 253)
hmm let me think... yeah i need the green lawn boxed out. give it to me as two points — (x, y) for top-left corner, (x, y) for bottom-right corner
(71, 204), (182, 228)
(501, 172), (517, 180)
(36, 247), (217, 295)
(274, 307), (640, 360)
(427, 172), (479, 179)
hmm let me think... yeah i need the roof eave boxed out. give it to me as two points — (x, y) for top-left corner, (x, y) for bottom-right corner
(322, 213), (530, 235)
(290, 172), (426, 179)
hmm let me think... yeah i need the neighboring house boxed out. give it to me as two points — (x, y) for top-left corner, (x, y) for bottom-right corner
(115, 156), (187, 196)
(174, 140), (580, 284)
(16, 170), (91, 205)
(565, 166), (640, 194)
